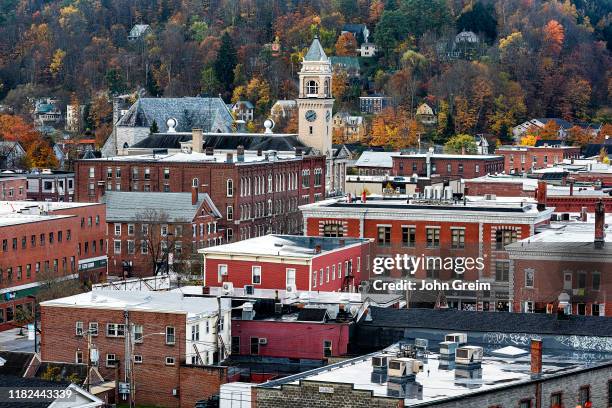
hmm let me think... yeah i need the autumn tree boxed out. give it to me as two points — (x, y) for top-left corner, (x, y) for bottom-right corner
(444, 134), (477, 154)
(332, 71), (348, 105)
(519, 135), (537, 146)
(370, 108), (420, 149)
(567, 126), (592, 147)
(543, 20), (564, 56)
(26, 139), (58, 169)
(335, 32), (358, 56)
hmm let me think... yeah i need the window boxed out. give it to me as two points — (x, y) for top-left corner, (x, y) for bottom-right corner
(133, 324), (143, 343)
(127, 224), (135, 236)
(314, 168), (322, 187)
(226, 179), (234, 197)
(114, 224), (121, 236)
(75, 321), (84, 336)
(402, 226), (415, 247)
(426, 227), (440, 248)
(302, 170), (310, 188)
(106, 354), (117, 367)
(519, 400), (531, 408)
(458, 163), (464, 173)
(377, 226), (391, 246)
(451, 228), (465, 249)
(525, 269), (535, 288)
(286, 268), (296, 286)
(161, 224), (168, 236)
(164, 168), (170, 179)
(252, 266), (262, 285)
(134, 355), (143, 364)
(306, 80), (319, 95)
(426, 266), (440, 279)
(89, 167), (95, 178)
(250, 337), (259, 355)
(593, 272), (601, 290)
(495, 261), (510, 282)
(231, 336), (240, 354)
(475, 164), (480, 173)
(144, 168), (150, 180)
(106, 323), (125, 337)
(550, 392), (562, 407)
(191, 324), (200, 341)
(113, 240), (121, 254)
(75, 350), (83, 364)
(323, 340), (332, 357)
(166, 326), (175, 344)
(227, 206), (233, 221)
(326, 266), (330, 282)
(323, 224), (343, 237)
(579, 386), (590, 406)
(496, 229), (517, 250)
(313, 270), (318, 287)
(165, 356), (175, 365)
(89, 322), (98, 336)
(578, 272), (586, 289)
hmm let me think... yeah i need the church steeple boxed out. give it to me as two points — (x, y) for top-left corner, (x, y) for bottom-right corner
(304, 36), (328, 62)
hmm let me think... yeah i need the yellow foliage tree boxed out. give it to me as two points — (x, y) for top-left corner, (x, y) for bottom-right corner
(520, 135), (537, 146)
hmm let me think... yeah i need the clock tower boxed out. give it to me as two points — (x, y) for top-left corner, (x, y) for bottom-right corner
(296, 37), (334, 158)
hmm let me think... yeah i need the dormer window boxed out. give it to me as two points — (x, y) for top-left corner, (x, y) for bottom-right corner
(306, 80), (318, 96)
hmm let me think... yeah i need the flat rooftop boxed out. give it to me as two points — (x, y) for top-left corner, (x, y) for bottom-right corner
(392, 153), (503, 160)
(40, 290), (224, 319)
(199, 234), (370, 258)
(496, 145), (579, 150)
(81, 150), (304, 164)
(0, 201), (99, 228)
(260, 343), (612, 406)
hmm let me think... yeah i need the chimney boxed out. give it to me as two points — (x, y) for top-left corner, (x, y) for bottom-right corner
(530, 339), (542, 376)
(226, 153), (233, 163)
(295, 147), (303, 157)
(314, 244), (321, 254)
(594, 199), (605, 249)
(237, 145), (245, 162)
(257, 148), (263, 157)
(192, 128), (203, 153)
(580, 207), (588, 222)
(569, 178), (574, 196)
(205, 146), (214, 156)
(191, 185), (198, 205)
(536, 180), (547, 211)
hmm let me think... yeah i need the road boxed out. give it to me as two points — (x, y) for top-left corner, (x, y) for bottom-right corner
(0, 328), (35, 353)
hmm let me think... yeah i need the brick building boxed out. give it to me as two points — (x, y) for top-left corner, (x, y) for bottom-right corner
(200, 235), (372, 292)
(507, 202), (610, 315)
(0, 201), (107, 331)
(0, 175), (27, 200)
(75, 148), (326, 242)
(353, 151), (394, 176)
(103, 190), (222, 278)
(495, 145), (580, 174)
(300, 195), (553, 311)
(26, 170), (75, 202)
(40, 290), (232, 408)
(253, 342), (612, 408)
(391, 152), (504, 179)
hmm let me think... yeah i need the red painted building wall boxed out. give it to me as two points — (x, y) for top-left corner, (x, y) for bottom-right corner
(495, 146), (580, 174)
(391, 156), (504, 179)
(231, 319), (351, 359)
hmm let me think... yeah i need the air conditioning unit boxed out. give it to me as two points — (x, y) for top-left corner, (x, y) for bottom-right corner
(244, 285), (254, 295)
(455, 346), (483, 366)
(444, 333), (467, 345)
(286, 284), (297, 293)
(258, 338), (268, 345)
(222, 282), (234, 295)
(371, 353), (391, 370)
(387, 358), (423, 380)
(439, 341), (458, 357)
(414, 338), (428, 350)
(484, 194), (496, 200)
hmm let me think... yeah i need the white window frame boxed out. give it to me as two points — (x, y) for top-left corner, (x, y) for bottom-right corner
(75, 321), (83, 336)
(113, 240), (121, 255)
(252, 266), (262, 285)
(114, 223), (121, 236)
(166, 326), (176, 345)
(286, 268), (296, 286)
(226, 179), (234, 197)
(165, 356), (175, 365)
(133, 324), (143, 343)
(133, 355), (143, 364)
(106, 354), (116, 367)
(89, 322), (98, 336)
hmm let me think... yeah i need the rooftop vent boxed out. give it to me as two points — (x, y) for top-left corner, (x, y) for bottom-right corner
(444, 333), (467, 345)
(387, 358), (423, 383)
(455, 346), (483, 367)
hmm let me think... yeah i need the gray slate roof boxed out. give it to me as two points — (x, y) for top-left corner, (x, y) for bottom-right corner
(103, 191), (221, 222)
(362, 307), (612, 337)
(304, 37), (328, 62)
(117, 97), (234, 133)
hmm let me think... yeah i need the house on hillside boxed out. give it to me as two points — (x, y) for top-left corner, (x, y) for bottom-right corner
(128, 24), (151, 41)
(329, 56), (360, 78)
(231, 101), (255, 122)
(415, 103), (436, 125)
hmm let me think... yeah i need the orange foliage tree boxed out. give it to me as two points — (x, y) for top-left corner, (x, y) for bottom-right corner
(370, 108), (420, 149)
(0, 114), (40, 147)
(25, 139), (58, 169)
(335, 32), (358, 56)
(543, 20), (564, 56)
(567, 125), (592, 147)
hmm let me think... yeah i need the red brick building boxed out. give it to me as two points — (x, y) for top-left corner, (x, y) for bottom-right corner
(74, 149), (326, 242)
(391, 152), (504, 179)
(104, 190), (222, 277)
(0, 175), (27, 200)
(200, 235), (373, 292)
(300, 195), (553, 311)
(0, 201), (107, 331)
(507, 201), (610, 316)
(40, 290), (232, 408)
(495, 145), (580, 174)
(26, 171), (75, 202)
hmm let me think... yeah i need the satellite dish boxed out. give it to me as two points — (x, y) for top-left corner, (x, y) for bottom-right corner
(263, 119), (275, 134)
(166, 118), (178, 132)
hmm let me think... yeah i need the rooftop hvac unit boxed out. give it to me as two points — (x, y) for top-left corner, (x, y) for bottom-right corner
(444, 333), (467, 345)
(439, 341), (458, 357)
(414, 338), (429, 350)
(244, 285), (254, 295)
(387, 358), (423, 381)
(258, 338), (268, 345)
(371, 354), (392, 371)
(455, 346), (483, 367)
(222, 282), (234, 295)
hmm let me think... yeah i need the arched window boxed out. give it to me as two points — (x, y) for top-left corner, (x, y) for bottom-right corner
(226, 179), (234, 197)
(306, 80), (318, 95)
(192, 178), (199, 188)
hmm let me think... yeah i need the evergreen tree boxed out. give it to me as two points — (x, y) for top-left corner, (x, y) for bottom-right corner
(457, 2), (497, 42)
(214, 32), (237, 92)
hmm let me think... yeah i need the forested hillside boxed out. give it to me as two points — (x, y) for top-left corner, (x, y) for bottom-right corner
(0, 0), (610, 147)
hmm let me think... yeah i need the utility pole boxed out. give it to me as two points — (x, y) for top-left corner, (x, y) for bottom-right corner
(123, 310), (132, 408)
(216, 296), (221, 364)
(86, 330), (92, 392)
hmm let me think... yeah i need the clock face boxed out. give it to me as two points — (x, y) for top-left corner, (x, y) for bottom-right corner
(305, 110), (317, 122)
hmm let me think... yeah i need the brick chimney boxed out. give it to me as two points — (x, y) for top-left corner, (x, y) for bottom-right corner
(595, 199), (605, 249)
(536, 180), (547, 211)
(192, 128), (203, 153)
(191, 185), (198, 205)
(580, 207), (588, 222)
(530, 339), (542, 376)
